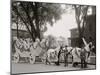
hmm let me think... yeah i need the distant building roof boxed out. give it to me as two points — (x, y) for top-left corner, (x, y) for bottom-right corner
(70, 28), (78, 31)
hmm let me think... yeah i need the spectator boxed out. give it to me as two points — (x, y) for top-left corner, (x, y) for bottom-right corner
(80, 48), (87, 68)
(64, 45), (69, 67)
(56, 46), (63, 65)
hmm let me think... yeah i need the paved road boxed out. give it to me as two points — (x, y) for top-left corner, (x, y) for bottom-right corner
(11, 62), (96, 74)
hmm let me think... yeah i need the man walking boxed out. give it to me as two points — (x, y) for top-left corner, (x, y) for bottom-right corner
(56, 46), (63, 65)
(64, 45), (69, 67)
(80, 48), (86, 68)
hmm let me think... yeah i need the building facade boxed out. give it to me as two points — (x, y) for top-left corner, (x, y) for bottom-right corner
(68, 28), (79, 47)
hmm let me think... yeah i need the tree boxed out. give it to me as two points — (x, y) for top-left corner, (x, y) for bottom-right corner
(12, 1), (64, 42)
(45, 35), (56, 49)
(73, 5), (89, 47)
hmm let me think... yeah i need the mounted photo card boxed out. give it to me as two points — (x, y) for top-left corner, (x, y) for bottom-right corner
(11, 0), (96, 74)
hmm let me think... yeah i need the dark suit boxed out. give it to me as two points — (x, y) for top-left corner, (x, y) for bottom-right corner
(64, 48), (68, 67)
(80, 48), (87, 68)
(55, 46), (62, 65)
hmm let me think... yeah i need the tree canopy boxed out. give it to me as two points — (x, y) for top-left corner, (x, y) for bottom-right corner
(12, 1), (65, 42)
(74, 5), (89, 47)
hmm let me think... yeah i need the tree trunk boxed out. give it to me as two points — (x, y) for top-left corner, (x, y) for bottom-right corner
(77, 22), (83, 48)
(16, 16), (19, 38)
(13, 5), (36, 42)
(34, 2), (41, 40)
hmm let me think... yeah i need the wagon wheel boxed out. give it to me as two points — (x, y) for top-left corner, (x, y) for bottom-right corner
(41, 54), (47, 64)
(41, 57), (47, 64)
(41, 59), (46, 63)
(14, 53), (19, 63)
(29, 54), (35, 64)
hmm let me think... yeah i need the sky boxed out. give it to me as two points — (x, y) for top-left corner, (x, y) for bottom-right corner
(44, 9), (77, 39)
(44, 5), (93, 39)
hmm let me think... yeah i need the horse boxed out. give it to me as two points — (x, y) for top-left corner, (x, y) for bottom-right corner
(43, 46), (60, 65)
(29, 38), (52, 64)
(71, 42), (95, 67)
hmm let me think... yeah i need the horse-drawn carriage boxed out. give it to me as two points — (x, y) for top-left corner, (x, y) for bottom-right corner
(12, 38), (44, 64)
(12, 37), (95, 67)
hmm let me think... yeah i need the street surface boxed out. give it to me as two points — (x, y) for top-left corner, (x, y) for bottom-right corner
(11, 62), (96, 74)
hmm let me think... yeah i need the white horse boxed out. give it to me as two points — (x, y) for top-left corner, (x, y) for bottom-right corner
(43, 46), (61, 65)
(71, 38), (94, 67)
(29, 38), (51, 64)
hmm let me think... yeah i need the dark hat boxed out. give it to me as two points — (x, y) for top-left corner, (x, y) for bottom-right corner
(65, 45), (68, 47)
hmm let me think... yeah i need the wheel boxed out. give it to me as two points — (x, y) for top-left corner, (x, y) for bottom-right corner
(73, 62), (76, 67)
(13, 53), (19, 63)
(29, 54), (35, 64)
(41, 58), (46, 64)
(41, 55), (46, 64)
(73, 62), (78, 67)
